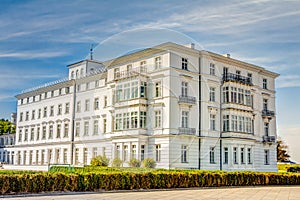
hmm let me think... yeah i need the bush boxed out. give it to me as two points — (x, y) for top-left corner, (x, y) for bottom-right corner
(142, 158), (156, 168)
(90, 155), (110, 167)
(112, 158), (123, 168)
(128, 158), (141, 168)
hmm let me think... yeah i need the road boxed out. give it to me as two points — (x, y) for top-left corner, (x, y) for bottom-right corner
(1, 186), (300, 200)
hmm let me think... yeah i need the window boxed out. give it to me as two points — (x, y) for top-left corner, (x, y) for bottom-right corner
(64, 123), (69, 138)
(63, 149), (68, 164)
(247, 73), (252, 79)
(29, 150), (33, 165)
(181, 82), (188, 97)
(231, 87), (237, 103)
(155, 144), (161, 162)
(103, 118), (107, 133)
(209, 87), (215, 102)
(247, 148), (252, 164)
(31, 110), (35, 120)
(210, 114), (216, 131)
(231, 115), (238, 132)
(94, 98), (99, 110)
(233, 147), (238, 164)
(155, 82), (162, 97)
(263, 78), (267, 89)
(241, 148), (245, 164)
(181, 111), (189, 128)
(85, 99), (90, 111)
(75, 148), (79, 165)
(25, 111), (29, 121)
(264, 149), (269, 165)
(140, 61), (147, 69)
(95, 80), (99, 87)
(263, 99), (268, 111)
(131, 144), (137, 159)
(224, 147), (228, 164)
(223, 115), (229, 132)
(264, 122), (269, 136)
(93, 120), (99, 135)
(123, 145), (128, 161)
(223, 67), (228, 75)
(19, 112), (23, 122)
(76, 101), (81, 112)
(131, 112), (138, 128)
(182, 58), (188, 70)
(238, 88), (244, 104)
(83, 148), (88, 165)
(93, 147), (98, 158)
(55, 149), (60, 164)
(84, 121), (89, 136)
(236, 70), (241, 75)
(141, 145), (145, 161)
(30, 128), (34, 141)
(42, 126), (46, 139)
(245, 90), (251, 106)
(75, 122), (80, 137)
(210, 63), (215, 75)
(86, 82), (89, 90)
(123, 113), (130, 130)
(44, 92), (48, 99)
(181, 145), (188, 163)
(56, 124), (61, 138)
(51, 91), (54, 97)
(38, 109), (41, 119)
(50, 106), (54, 116)
(65, 103), (70, 114)
(155, 57), (161, 69)
(127, 64), (132, 72)
(77, 84), (81, 92)
(154, 110), (162, 128)
(59, 88), (62, 95)
(140, 111), (147, 128)
(115, 145), (120, 159)
(115, 114), (122, 131)
(24, 129), (28, 141)
(36, 127), (40, 140)
(140, 82), (147, 98)
(209, 147), (215, 163)
(65, 87), (70, 94)
(104, 96), (107, 107)
(114, 68), (120, 79)
(49, 125), (53, 139)
(57, 104), (62, 115)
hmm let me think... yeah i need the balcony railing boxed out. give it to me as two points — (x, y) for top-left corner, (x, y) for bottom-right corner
(223, 73), (252, 85)
(263, 135), (276, 143)
(262, 110), (275, 117)
(114, 67), (147, 80)
(178, 127), (196, 135)
(178, 95), (196, 105)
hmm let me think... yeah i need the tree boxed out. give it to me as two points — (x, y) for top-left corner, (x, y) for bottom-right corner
(277, 137), (290, 162)
(0, 119), (16, 135)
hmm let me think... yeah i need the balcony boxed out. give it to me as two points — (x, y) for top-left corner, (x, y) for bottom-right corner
(262, 110), (275, 118)
(114, 67), (147, 80)
(263, 135), (276, 143)
(178, 95), (197, 105)
(223, 73), (252, 85)
(178, 127), (196, 135)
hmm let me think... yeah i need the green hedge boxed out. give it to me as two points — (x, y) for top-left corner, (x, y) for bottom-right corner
(0, 171), (300, 194)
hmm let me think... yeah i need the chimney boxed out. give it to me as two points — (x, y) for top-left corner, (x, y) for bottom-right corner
(184, 43), (195, 49)
(223, 53), (231, 58)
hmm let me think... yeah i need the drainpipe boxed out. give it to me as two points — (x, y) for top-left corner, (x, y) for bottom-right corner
(219, 78), (223, 170)
(198, 57), (201, 170)
(70, 80), (76, 165)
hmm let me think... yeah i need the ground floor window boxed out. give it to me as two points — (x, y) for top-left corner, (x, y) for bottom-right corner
(155, 144), (161, 162)
(181, 145), (188, 163)
(264, 149), (269, 165)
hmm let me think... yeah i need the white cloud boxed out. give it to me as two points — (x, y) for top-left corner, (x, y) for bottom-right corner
(276, 75), (300, 88)
(0, 50), (68, 59)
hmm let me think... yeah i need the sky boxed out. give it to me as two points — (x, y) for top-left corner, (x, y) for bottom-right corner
(0, 0), (299, 162)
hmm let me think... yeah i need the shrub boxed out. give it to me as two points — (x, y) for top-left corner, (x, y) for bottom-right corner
(128, 158), (141, 168)
(142, 158), (156, 168)
(112, 158), (123, 168)
(90, 155), (110, 167)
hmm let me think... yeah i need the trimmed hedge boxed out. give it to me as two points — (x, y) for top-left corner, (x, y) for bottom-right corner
(0, 171), (300, 194)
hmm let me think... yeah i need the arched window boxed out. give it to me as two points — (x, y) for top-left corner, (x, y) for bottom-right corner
(76, 70), (79, 78)
(71, 71), (75, 79)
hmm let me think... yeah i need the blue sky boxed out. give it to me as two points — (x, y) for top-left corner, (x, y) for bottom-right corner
(0, 0), (299, 162)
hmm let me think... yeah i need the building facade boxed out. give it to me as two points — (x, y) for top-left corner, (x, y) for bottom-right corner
(13, 42), (279, 171)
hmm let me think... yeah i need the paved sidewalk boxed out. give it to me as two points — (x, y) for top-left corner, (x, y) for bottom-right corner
(1, 186), (300, 200)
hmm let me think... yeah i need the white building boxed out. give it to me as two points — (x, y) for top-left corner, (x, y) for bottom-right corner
(13, 42), (279, 171)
